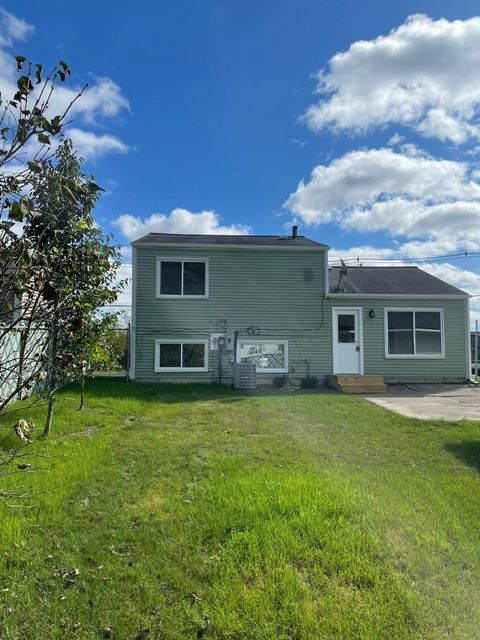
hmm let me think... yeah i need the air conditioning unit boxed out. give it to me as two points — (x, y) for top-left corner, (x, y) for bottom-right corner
(233, 362), (256, 390)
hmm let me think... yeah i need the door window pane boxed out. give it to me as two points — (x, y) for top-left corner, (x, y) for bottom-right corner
(159, 343), (181, 367)
(182, 343), (205, 368)
(160, 261), (182, 295)
(338, 314), (355, 343)
(183, 262), (206, 296)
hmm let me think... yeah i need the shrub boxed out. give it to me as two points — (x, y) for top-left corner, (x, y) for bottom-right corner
(300, 376), (318, 389)
(272, 375), (288, 389)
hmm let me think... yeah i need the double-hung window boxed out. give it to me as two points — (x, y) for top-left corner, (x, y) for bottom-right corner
(155, 340), (208, 372)
(385, 309), (444, 358)
(237, 341), (288, 373)
(156, 258), (208, 298)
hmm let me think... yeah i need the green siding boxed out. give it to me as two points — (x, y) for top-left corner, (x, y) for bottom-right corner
(133, 246), (468, 383)
(133, 246), (326, 383)
(325, 298), (468, 381)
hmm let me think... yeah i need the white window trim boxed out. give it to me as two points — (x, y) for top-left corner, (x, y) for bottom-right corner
(156, 257), (209, 299)
(154, 339), (209, 372)
(384, 308), (445, 359)
(236, 340), (288, 373)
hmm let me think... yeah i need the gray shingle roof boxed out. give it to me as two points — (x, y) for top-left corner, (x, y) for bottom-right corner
(132, 233), (328, 248)
(329, 266), (469, 296)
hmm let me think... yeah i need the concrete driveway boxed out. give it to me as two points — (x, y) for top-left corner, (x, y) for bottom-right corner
(361, 384), (480, 420)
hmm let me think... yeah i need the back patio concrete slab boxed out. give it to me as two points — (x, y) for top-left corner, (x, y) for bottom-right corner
(361, 384), (480, 421)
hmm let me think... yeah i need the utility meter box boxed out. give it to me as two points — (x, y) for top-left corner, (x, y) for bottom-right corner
(210, 333), (225, 351)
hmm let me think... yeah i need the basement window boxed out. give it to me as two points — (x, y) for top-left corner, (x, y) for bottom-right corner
(154, 340), (208, 372)
(385, 309), (444, 358)
(156, 258), (208, 298)
(237, 341), (288, 373)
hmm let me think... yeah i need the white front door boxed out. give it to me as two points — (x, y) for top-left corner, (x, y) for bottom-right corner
(332, 309), (363, 374)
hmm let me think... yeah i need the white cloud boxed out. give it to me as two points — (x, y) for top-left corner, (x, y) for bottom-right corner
(421, 263), (480, 292)
(51, 77), (130, 126)
(112, 262), (133, 318)
(0, 8), (129, 161)
(304, 14), (480, 144)
(0, 7), (33, 46)
(114, 208), (251, 241)
(68, 128), (128, 160)
(285, 147), (480, 243)
(387, 133), (404, 146)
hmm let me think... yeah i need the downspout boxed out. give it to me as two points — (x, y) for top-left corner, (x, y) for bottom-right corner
(466, 296), (477, 383)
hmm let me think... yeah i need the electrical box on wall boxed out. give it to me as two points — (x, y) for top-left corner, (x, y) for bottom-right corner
(210, 330), (235, 351)
(225, 329), (235, 350)
(210, 333), (225, 351)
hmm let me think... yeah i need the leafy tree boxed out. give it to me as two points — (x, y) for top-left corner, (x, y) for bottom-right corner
(25, 139), (123, 434)
(0, 55), (123, 506)
(0, 54), (85, 502)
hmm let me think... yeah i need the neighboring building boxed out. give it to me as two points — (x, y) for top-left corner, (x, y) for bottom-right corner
(129, 230), (471, 387)
(471, 332), (480, 371)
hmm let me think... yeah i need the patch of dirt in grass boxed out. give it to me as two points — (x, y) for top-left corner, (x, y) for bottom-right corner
(70, 425), (99, 438)
(128, 481), (169, 521)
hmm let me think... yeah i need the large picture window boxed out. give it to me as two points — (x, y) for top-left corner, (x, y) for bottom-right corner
(156, 258), (208, 297)
(385, 309), (444, 358)
(237, 341), (288, 373)
(155, 340), (208, 372)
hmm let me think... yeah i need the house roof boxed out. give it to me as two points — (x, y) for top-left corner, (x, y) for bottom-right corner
(329, 266), (469, 297)
(132, 233), (328, 248)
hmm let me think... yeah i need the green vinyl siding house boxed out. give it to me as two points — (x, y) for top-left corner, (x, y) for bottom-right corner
(130, 231), (471, 387)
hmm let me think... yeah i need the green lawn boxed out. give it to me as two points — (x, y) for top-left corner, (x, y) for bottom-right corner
(0, 381), (479, 639)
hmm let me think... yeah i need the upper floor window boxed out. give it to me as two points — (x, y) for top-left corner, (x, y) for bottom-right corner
(156, 258), (208, 298)
(385, 309), (444, 358)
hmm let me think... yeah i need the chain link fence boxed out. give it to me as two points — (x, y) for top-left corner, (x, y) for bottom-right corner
(91, 326), (130, 379)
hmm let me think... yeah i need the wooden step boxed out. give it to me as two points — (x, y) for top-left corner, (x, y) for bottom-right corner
(330, 375), (384, 385)
(338, 384), (387, 394)
(328, 375), (387, 394)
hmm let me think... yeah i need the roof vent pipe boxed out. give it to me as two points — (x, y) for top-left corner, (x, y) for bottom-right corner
(292, 225), (298, 239)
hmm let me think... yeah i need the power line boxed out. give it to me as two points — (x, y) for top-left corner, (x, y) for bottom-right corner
(329, 250), (480, 265)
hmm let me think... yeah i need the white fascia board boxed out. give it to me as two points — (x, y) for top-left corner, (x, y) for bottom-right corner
(327, 293), (469, 300)
(131, 242), (328, 251)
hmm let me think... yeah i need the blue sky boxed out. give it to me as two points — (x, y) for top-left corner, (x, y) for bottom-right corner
(2, 1), (480, 318)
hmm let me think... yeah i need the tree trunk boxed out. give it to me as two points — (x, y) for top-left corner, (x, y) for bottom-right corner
(16, 328), (27, 401)
(43, 317), (58, 437)
(44, 393), (55, 437)
(78, 374), (85, 410)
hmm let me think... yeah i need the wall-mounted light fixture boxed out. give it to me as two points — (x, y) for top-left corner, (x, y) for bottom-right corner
(369, 309), (375, 318)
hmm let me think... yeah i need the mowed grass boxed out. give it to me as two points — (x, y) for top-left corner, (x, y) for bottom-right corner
(0, 381), (479, 639)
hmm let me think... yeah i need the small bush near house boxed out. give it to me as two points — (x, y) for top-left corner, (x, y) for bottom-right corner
(272, 375), (289, 388)
(301, 376), (319, 389)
